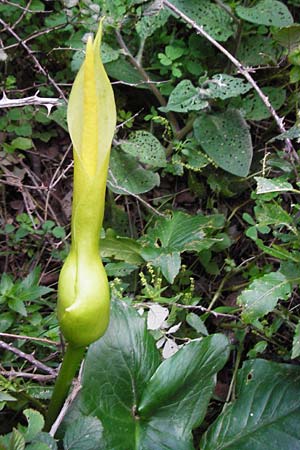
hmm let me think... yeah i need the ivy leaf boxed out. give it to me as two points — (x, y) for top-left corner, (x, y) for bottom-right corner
(201, 359), (300, 450)
(194, 109), (253, 177)
(242, 87), (286, 121)
(237, 271), (292, 324)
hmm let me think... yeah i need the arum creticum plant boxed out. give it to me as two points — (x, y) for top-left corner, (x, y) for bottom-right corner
(45, 21), (116, 430)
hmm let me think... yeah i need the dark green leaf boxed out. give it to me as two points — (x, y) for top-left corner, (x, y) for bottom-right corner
(108, 149), (160, 195)
(161, 80), (208, 113)
(63, 417), (103, 450)
(194, 109), (253, 177)
(236, 0), (293, 27)
(120, 131), (166, 168)
(170, 0), (236, 41)
(201, 359), (300, 450)
(238, 271), (292, 323)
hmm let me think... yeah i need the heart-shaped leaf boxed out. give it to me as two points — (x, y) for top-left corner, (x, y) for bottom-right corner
(64, 300), (229, 449)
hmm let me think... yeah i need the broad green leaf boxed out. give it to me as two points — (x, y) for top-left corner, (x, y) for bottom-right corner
(237, 35), (278, 66)
(106, 57), (158, 90)
(138, 335), (229, 438)
(206, 74), (251, 100)
(170, 0), (236, 42)
(186, 312), (208, 335)
(140, 211), (225, 281)
(68, 300), (161, 450)
(63, 417), (102, 450)
(141, 248), (181, 283)
(255, 176), (294, 194)
(108, 149), (160, 194)
(120, 131), (166, 167)
(273, 24), (300, 52)
(243, 87), (286, 121)
(161, 80), (208, 113)
(28, 432), (57, 450)
(10, 137), (33, 150)
(236, 0), (293, 27)
(201, 359), (300, 450)
(194, 109), (252, 177)
(10, 429), (25, 450)
(66, 301), (229, 449)
(101, 231), (143, 265)
(292, 322), (300, 359)
(237, 271), (292, 324)
(23, 409), (44, 442)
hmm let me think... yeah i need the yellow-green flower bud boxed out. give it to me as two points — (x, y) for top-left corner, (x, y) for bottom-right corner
(57, 21), (116, 347)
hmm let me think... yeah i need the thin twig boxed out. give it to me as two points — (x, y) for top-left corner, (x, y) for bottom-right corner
(0, 370), (56, 381)
(115, 29), (180, 133)
(0, 340), (57, 376)
(163, 0), (298, 161)
(0, 332), (59, 346)
(0, 18), (66, 100)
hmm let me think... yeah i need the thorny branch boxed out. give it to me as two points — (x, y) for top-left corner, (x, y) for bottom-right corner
(0, 91), (63, 113)
(0, 339), (57, 376)
(163, 0), (299, 161)
(0, 17), (66, 100)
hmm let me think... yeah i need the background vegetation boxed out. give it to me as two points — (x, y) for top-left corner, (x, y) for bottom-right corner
(1, 0), (300, 448)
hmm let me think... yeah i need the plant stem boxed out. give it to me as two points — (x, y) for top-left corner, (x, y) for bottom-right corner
(44, 344), (86, 432)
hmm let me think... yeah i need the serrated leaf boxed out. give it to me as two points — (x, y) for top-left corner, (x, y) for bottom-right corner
(194, 109), (253, 177)
(201, 359), (300, 450)
(108, 149), (160, 194)
(141, 212), (224, 282)
(120, 131), (166, 168)
(236, 0), (293, 27)
(23, 409), (44, 442)
(206, 74), (252, 100)
(255, 176), (294, 194)
(63, 417), (102, 450)
(170, 0), (236, 42)
(161, 80), (208, 113)
(238, 271), (292, 323)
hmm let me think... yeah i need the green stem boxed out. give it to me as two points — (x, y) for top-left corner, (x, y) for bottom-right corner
(44, 344), (86, 432)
